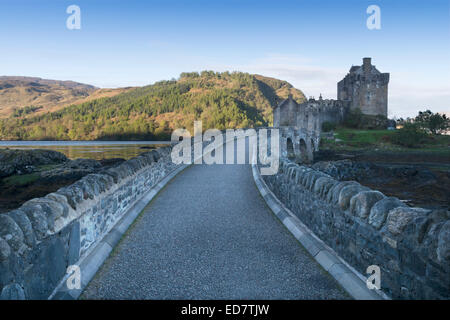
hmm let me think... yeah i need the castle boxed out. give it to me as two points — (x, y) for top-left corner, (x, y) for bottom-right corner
(273, 58), (389, 131)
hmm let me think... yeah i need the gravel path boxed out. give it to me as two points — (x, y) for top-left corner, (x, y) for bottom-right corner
(81, 163), (349, 299)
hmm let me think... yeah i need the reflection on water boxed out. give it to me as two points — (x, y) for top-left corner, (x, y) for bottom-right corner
(0, 141), (171, 160)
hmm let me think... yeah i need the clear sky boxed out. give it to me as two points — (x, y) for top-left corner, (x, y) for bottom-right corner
(0, 0), (449, 118)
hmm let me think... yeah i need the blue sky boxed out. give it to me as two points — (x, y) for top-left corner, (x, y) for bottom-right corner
(0, 0), (449, 117)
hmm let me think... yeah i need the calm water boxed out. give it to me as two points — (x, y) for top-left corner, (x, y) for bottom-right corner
(0, 141), (171, 160)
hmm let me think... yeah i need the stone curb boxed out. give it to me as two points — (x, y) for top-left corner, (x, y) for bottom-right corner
(252, 163), (390, 300)
(49, 164), (189, 300)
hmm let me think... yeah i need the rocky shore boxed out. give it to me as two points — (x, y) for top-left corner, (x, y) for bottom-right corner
(0, 149), (125, 212)
(310, 155), (450, 210)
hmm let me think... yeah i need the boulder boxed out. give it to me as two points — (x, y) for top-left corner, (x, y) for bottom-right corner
(66, 158), (101, 170)
(311, 159), (356, 180)
(0, 149), (67, 178)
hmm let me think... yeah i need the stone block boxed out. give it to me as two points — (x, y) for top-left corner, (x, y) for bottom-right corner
(0, 283), (25, 300)
(437, 221), (450, 264)
(56, 185), (84, 210)
(338, 184), (368, 210)
(349, 190), (385, 219)
(313, 177), (337, 198)
(327, 181), (359, 203)
(368, 197), (406, 230)
(20, 205), (50, 240)
(0, 214), (25, 252)
(0, 237), (11, 261)
(7, 209), (36, 247)
(386, 207), (430, 236)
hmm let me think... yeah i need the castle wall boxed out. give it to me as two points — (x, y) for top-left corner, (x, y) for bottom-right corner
(291, 99), (349, 132)
(273, 97), (349, 133)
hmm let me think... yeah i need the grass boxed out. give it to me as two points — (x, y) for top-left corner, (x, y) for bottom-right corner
(321, 127), (450, 154)
(0, 164), (60, 187)
(3, 172), (41, 186)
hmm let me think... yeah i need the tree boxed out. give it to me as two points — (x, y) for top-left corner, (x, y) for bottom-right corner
(390, 122), (429, 148)
(414, 110), (450, 135)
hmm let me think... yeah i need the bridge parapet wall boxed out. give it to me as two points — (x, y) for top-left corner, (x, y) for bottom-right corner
(262, 159), (449, 299)
(0, 146), (178, 299)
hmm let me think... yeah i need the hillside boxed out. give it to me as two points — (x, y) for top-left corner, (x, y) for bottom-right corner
(0, 71), (306, 140)
(0, 76), (133, 118)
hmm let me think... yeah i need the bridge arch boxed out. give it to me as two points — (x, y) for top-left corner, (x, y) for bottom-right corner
(276, 127), (317, 164)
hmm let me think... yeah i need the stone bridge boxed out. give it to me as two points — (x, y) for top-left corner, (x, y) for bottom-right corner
(0, 129), (448, 300)
(278, 127), (320, 164)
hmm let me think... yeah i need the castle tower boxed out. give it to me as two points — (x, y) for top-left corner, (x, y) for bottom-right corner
(337, 57), (389, 117)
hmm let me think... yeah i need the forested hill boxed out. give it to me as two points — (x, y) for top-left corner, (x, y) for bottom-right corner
(0, 71), (306, 141)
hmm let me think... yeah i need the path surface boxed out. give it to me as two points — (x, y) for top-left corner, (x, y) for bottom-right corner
(82, 163), (349, 299)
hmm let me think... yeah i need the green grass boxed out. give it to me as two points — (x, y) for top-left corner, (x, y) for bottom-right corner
(3, 172), (41, 186)
(1, 164), (60, 187)
(321, 127), (450, 154)
(335, 128), (392, 145)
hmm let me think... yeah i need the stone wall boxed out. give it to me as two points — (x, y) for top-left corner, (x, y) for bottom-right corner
(262, 159), (449, 299)
(296, 98), (349, 131)
(273, 95), (349, 132)
(337, 57), (389, 117)
(0, 146), (179, 299)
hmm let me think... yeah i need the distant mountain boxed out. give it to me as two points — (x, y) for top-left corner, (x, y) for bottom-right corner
(0, 76), (132, 118)
(0, 71), (306, 140)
